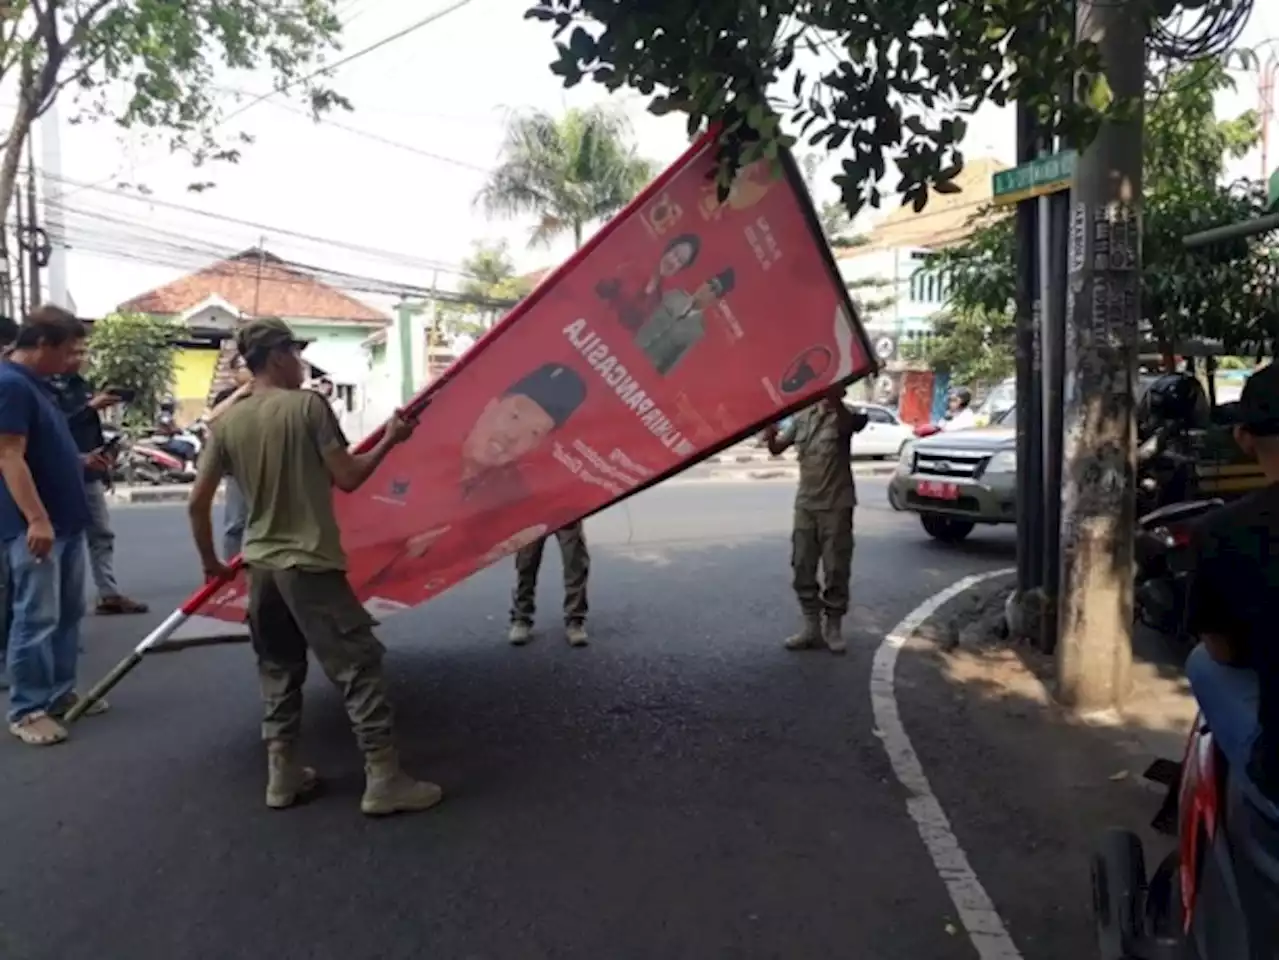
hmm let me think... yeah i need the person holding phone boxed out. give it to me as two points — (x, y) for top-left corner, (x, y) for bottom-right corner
(47, 349), (149, 616)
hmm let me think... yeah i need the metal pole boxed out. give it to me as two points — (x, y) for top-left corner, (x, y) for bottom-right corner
(39, 101), (69, 309)
(13, 199), (27, 317)
(1055, 0), (1144, 711)
(1041, 186), (1069, 650)
(1013, 102), (1042, 601)
(251, 237), (266, 316)
(24, 136), (40, 310)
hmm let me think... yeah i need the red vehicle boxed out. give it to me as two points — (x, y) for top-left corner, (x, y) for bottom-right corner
(1092, 716), (1277, 959)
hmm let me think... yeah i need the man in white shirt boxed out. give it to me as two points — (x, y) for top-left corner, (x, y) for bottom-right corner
(940, 387), (978, 432)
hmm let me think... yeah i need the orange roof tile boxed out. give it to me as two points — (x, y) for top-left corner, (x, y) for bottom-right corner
(117, 249), (387, 323)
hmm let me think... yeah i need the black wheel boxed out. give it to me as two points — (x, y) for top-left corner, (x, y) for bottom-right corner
(1092, 828), (1147, 960)
(920, 514), (975, 543)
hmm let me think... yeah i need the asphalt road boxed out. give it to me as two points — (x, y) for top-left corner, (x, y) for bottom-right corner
(1, 477), (1022, 960)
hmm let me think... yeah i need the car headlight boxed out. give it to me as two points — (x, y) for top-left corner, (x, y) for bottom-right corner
(986, 450), (1017, 474)
(897, 441), (916, 471)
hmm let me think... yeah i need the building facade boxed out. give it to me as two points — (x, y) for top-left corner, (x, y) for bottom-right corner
(116, 248), (388, 423)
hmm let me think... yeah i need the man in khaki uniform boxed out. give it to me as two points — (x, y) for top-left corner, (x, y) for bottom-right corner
(509, 523), (590, 647)
(188, 317), (442, 817)
(763, 386), (868, 654)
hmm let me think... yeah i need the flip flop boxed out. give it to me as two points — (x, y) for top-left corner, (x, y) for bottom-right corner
(8, 711), (69, 746)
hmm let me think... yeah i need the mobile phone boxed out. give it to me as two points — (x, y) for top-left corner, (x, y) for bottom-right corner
(106, 386), (137, 404)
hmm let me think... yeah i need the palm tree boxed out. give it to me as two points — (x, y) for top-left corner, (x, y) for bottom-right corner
(475, 106), (655, 249)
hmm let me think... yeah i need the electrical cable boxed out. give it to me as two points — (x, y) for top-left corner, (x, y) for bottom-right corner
(41, 195), (479, 278)
(215, 0), (481, 130)
(37, 225), (516, 307)
(40, 173), (480, 278)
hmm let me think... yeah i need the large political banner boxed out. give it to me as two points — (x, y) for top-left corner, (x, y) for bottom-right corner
(184, 132), (876, 629)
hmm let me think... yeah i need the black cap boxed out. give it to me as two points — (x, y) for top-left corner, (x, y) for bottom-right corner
(505, 362), (587, 428)
(1238, 363), (1277, 437)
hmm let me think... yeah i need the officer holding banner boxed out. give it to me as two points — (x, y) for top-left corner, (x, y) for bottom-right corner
(188, 317), (443, 817)
(763, 386), (868, 655)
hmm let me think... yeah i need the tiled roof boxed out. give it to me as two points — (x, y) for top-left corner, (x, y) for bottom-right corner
(117, 248), (388, 323)
(836, 157), (1008, 256)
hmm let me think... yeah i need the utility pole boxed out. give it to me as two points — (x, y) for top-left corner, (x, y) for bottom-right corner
(1012, 102), (1044, 608)
(251, 237), (267, 316)
(39, 101), (69, 309)
(24, 135), (41, 310)
(1056, 0), (1145, 711)
(1040, 34), (1075, 651)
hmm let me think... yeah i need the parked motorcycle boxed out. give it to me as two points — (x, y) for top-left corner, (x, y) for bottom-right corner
(104, 426), (196, 485)
(1092, 717), (1277, 959)
(1133, 497), (1222, 637)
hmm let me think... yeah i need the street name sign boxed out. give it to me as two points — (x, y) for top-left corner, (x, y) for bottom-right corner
(991, 151), (1077, 206)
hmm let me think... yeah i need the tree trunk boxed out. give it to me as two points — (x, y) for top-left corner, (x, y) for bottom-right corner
(572, 220), (584, 250)
(0, 104), (36, 237)
(1055, 0), (1145, 711)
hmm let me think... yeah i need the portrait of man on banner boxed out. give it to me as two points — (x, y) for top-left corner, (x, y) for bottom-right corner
(353, 363), (587, 596)
(459, 361), (588, 508)
(594, 233), (702, 333)
(634, 268), (737, 377)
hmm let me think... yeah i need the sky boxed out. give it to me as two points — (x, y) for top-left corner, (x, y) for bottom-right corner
(9, 0), (1279, 318)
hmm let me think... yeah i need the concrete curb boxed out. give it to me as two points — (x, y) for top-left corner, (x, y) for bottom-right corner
(695, 463), (897, 482)
(108, 484), (222, 505)
(703, 448), (796, 466)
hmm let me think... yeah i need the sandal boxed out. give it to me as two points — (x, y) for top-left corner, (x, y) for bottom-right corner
(8, 711), (69, 746)
(96, 595), (149, 615)
(49, 693), (110, 720)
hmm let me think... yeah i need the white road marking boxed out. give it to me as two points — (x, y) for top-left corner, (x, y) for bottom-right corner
(871, 567), (1023, 960)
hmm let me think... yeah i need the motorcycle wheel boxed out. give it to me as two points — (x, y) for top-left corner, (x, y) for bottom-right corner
(1092, 828), (1147, 960)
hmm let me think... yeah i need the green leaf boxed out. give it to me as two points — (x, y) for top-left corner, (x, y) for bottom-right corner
(569, 26), (594, 59)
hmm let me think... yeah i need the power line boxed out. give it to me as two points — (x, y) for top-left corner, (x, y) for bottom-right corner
(41, 172), (478, 278)
(38, 223), (516, 309)
(58, 0), (479, 201)
(219, 91), (490, 173)
(217, 0), (481, 129)
(42, 195), (476, 278)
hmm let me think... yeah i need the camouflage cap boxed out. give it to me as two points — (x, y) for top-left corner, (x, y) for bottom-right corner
(236, 317), (303, 359)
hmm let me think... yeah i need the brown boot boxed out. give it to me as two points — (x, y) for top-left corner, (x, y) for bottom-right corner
(360, 746), (444, 817)
(265, 740), (321, 809)
(822, 613), (847, 655)
(784, 614), (823, 651)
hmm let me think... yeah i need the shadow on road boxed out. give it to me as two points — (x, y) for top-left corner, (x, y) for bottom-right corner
(892, 580), (1196, 960)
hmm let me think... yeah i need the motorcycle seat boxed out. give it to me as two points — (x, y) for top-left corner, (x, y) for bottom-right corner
(1139, 498), (1225, 527)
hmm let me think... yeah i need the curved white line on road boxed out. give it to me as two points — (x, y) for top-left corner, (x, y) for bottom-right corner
(871, 567), (1022, 960)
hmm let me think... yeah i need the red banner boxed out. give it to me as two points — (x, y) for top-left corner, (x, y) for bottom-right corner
(186, 133), (875, 628)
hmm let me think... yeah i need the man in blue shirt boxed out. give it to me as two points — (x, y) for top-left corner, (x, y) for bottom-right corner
(0, 314), (18, 690)
(0, 306), (103, 746)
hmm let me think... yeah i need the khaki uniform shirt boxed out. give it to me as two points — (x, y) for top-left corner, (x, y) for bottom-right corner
(197, 387), (348, 571)
(784, 402), (858, 511)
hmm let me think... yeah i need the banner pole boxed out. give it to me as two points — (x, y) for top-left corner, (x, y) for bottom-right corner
(63, 608), (191, 723)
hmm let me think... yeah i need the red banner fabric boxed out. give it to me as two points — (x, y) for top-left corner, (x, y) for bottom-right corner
(189, 135), (875, 625)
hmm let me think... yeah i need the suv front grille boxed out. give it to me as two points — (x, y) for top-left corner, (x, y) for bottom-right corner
(913, 449), (991, 479)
